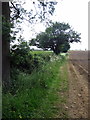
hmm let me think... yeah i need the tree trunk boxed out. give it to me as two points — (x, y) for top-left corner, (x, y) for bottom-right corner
(2, 2), (10, 90)
(0, 2), (2, 87)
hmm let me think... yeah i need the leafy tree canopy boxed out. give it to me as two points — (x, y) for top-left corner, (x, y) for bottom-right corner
(9, 0), (57, 43)
(32, 22), (81, 54)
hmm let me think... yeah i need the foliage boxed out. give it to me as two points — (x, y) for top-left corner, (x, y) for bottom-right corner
(10, 0), (57, 42)
(3, 54), (68, 118)
(59, 42), (70, 53)
(10, 0), (57, 22)
(9, 41), (53, 94)
(2, 0), (57, 42)
(10, 41), (52, 75)
(33, 22), (81, 54)
(31, 50), (52, 62)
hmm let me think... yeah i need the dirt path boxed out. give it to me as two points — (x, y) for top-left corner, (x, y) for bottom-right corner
(68, 61), (88, 118)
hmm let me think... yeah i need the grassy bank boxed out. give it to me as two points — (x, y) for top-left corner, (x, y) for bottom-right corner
(2, 53), (68, 118)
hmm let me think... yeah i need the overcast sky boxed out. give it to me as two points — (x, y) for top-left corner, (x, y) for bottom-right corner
(21, 0), (89, 50)
(53, 0), (88, 50)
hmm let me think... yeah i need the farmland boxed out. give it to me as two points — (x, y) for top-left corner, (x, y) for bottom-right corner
(68, 50), (89, 118)
(69, 50), (89, 72)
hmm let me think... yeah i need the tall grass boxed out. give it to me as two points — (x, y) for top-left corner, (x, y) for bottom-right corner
(2, 54), (68, 118)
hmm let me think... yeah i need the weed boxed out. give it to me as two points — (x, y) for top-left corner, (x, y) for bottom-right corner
(2, 53), (68, 118)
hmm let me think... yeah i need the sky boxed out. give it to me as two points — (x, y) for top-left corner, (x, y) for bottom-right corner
(21, 0), (89, 50)
(53, 0), (88, 50)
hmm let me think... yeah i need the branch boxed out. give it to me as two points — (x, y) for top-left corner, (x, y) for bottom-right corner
(10, 2), (20, 17)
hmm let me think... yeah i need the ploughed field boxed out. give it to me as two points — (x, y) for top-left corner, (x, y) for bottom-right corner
(69, 50), (89, 75)
(68, 50), (89, 118)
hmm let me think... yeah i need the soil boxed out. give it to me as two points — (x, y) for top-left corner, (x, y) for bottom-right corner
(68, 60), (89, 118)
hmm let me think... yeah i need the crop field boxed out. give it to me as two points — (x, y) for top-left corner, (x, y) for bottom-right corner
(30, 50), (53, 55)
(69, 50), (89, 74)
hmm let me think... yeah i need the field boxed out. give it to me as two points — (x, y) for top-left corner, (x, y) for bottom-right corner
(69, 50), (89, 74)
(68, 50), (89, 118)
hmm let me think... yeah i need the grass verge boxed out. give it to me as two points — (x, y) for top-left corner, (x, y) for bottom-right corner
(2, 54), (68, 118)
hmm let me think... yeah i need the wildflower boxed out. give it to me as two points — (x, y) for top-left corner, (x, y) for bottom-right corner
(19, 115), (22, 119)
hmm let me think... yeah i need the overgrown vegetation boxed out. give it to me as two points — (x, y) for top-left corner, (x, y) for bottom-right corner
(2, 1), (81, 119)
(3, 51), (68, 118)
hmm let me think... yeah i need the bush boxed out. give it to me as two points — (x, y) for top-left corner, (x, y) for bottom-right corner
(3, 54), (67, 118)
(9, 42), (52, 94)
(10, 42), (52, 74)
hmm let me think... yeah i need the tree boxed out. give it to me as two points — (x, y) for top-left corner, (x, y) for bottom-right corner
(34, 22), (81, 54)
(1, 0), (57, 88)
(2, 2), (10, 90)
(10, 0), (57, 41)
